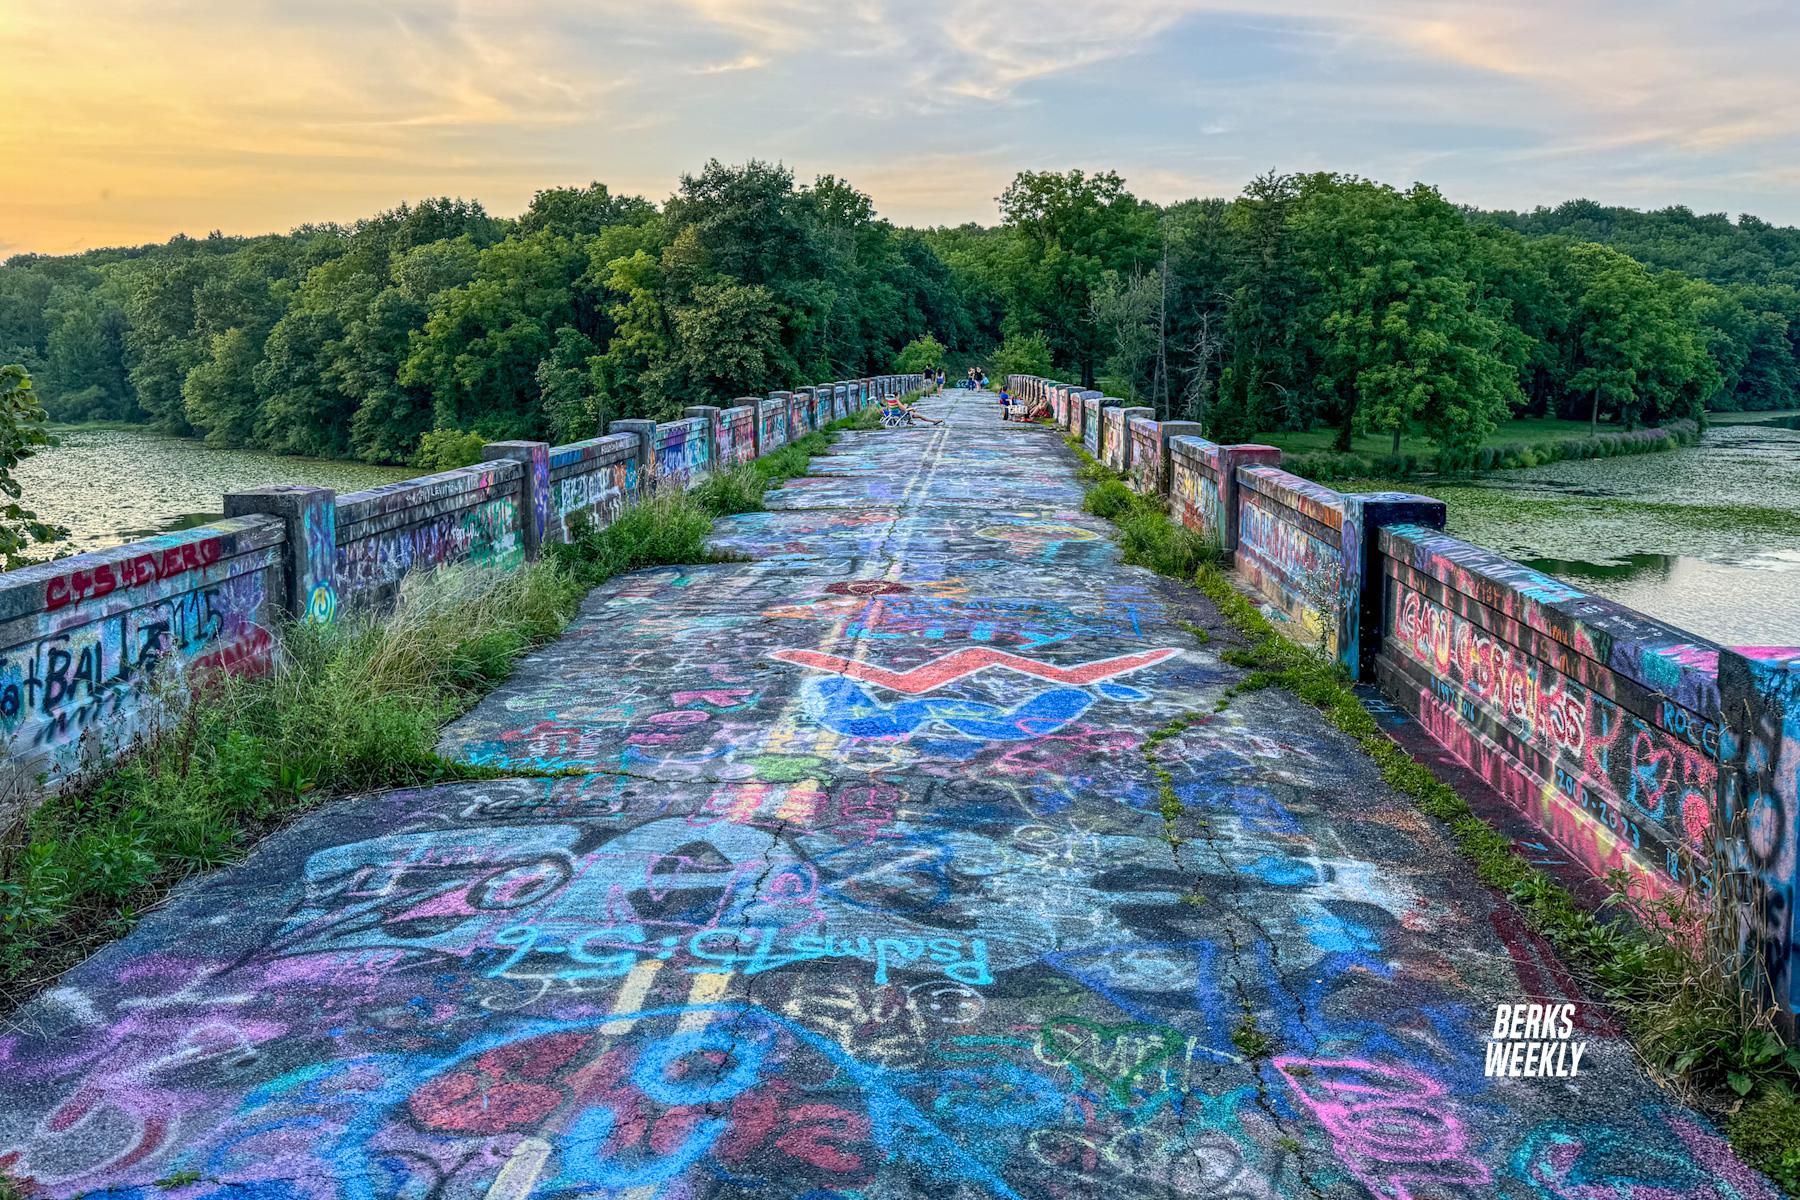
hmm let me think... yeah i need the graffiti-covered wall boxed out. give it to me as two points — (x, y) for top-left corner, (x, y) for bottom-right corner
(1082, 398), (1103, 457)
(1170, 438), (1223, 542)
(1102, 406), (1128, 472)
(789, 391), (814, 440)
(548, 434), (641, 541)
(335, 464), (526, 612)
(1234, 467), (1350, 657)
(1128, 416), (1163, 495)
(1720, 649), (1800, 1032)
(0, 519), (284, 812)
(723, 405), (758, 467)
(759, 398), (790, 455)
(1374, 523), (1726, 897)
(652, 418), (713, 493)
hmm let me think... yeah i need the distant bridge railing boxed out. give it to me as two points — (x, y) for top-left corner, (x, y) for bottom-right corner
(0, 375), (922, 814)
(1007, 372), (1800, 1032)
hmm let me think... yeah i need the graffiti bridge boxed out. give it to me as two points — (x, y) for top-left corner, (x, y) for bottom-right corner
(0, 396), (1778, 1198)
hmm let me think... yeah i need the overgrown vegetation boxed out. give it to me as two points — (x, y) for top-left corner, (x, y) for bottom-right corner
(1067, 446), (1800, 1192)
(0, 365), (62, 568)
(1075, 446), (1220, 578)
(0, 412), (868, 1011)
(0, 559), (582, 1002)
(1282, 418), (1700, 482)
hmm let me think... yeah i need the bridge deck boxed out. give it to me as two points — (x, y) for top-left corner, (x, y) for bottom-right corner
(0, 393), (1774, 1198)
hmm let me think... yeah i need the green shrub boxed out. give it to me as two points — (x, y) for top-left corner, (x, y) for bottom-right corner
(691, 465), (767, 515)
(1083, 479), (1136, 519)
(1119, 505), (1220, 577)
(0, 559), (583, 999)
(1729, 1089), (1800, 1194)
(413, 428), (487, 471)
(0, 408), (869, 1009)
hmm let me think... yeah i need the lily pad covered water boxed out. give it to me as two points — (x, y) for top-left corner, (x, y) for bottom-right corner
(1396, 414), (1800, 646)
(14, 420), (1800, 647)
(16, 426), (414, 555)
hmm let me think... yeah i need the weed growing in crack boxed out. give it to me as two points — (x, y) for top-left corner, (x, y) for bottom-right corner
(1062, 427), (1800, 1189)
(1141, 712), (1209, 849)
(1189, 563), (1800, 1188)
(1232, 1012), (1276, 1060)
(0, 412), (873, 1017)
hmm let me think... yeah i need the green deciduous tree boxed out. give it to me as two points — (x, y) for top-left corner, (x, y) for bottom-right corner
(896, 333), (946, 374)
(996, 169), (1157, 386)
(0, 365), (62, 568)
(990, 330), (1053, 380)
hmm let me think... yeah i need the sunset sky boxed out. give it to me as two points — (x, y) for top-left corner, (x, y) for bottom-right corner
(5, 0), (1799, 257)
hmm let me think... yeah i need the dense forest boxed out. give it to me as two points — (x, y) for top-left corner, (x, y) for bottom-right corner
(4, 161), (1798, 473)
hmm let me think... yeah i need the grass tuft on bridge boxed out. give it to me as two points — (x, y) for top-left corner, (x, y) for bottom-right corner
(1065, 435), (1800, 1196)
(0, 408), (877, 1017)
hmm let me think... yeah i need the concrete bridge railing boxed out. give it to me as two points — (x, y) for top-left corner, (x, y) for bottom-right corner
(1006, 372), (1800, 1032)
(0, 374), (922, 813)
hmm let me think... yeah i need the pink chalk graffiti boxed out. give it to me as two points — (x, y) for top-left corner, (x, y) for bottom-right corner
(1274, 1056), (1490, 1200)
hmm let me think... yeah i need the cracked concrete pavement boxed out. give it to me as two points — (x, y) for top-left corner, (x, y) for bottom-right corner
(0, 392), (1779, 1199)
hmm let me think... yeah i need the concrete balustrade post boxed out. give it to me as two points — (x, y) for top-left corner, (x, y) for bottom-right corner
(1218, 445), (1282, 556)
(1116, 407), (1154, 472)
(1156, 422), (1204, 501)
(1336, 492), (1446, 679)
(1717, 648), (1800, 1037)
(480, 440), (552, 561)
(223, 484), (339, 623)
(683, 405), (724, 470)
(608, 420), (657, 485)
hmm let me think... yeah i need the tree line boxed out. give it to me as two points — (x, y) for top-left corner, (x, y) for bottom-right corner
(3, 161), (1798, 472)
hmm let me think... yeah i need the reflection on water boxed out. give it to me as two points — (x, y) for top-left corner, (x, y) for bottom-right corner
(14, 417), (1800, 646)
(1521, 552), (1800, 645)
(1527, 552), (1680, 581)
(1434, 418), (1800, 646)
(17, 426), (413, 555)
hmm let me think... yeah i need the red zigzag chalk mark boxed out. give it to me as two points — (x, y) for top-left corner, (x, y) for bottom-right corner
(768, 646), (1179, 695)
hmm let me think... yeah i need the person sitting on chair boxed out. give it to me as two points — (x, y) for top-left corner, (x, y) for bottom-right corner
(901, 394), (943, 425)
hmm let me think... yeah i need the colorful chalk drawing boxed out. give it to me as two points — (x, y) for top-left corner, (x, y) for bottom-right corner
(0, 384), (1784, 1200)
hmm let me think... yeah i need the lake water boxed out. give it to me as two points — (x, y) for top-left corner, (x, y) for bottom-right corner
(1423, 413), (1800, 647)
(14, 418), (1799, 648)
(15, 426), (414, 556)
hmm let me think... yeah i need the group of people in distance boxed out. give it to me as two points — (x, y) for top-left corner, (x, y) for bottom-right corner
(894, 364), (1008, 428)
(920, 366), (990, 395)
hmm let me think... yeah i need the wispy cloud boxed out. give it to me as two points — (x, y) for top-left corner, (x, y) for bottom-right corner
(3, 0), (1799, 254)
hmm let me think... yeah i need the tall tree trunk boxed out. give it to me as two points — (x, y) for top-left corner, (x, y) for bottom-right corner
(1391, 426), (1402, 455)
(1591, 385), (1601, 433)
